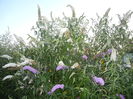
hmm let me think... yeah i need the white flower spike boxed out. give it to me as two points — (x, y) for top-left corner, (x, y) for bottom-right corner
(58, 61), (65, 66)
(2, 75), (13, 81)
(110, 48), (117, 61)
(2, 63), (17, 68)
(71, 62), (80, 69)
(0, 55), (13, 60)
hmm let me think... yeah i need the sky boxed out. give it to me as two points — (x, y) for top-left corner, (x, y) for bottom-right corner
(0, 0), (133, 41)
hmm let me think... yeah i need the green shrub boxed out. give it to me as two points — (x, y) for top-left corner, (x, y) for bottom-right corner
(0, 5), (133, 99)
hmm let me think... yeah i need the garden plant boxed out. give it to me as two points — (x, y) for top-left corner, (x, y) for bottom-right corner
(0, 5), (133, 99)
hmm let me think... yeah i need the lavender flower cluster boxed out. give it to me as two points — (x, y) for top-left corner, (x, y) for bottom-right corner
(21, 53), (125, 99)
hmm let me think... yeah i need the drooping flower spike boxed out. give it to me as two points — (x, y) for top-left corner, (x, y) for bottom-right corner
(56, 65), (69, 71)
(95, 52), (106, 58)
(56, 61), (69, 71)
(92, 76), (105, 86)
(2, 75), (13, 81)
(48, 84), (64, 94)
(23, 66), (39, 74)
(2, 63), (17, 68)
(110, 48), (117, 61)
(82, 55), (88, 60)
(71, 62), (80, 69)
(0, 54), (13, 60)
(20, 56), (35, 66)
(116, 94), (125, 99)
(94, 49), (112, 59)
(58, 61), (65, 66)
(106, 49), (112, 54)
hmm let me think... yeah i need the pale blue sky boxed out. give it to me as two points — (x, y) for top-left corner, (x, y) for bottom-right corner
(0, 0), (133, 40)
(0, 0), (69, 36)
(0, 0), (37, 33)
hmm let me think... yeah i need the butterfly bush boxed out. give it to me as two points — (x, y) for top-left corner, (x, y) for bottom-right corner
(82, 55), (88, 60)
(23, 66), (39, 74)
(1, 7), (132, 98)
(48, 84), (64, 94)
(92, 76), (105, 86)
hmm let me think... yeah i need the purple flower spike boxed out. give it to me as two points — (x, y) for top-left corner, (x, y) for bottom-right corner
(106, 49), (112, 54)
(56, 65), (68, 71)
(23, 66), (39, 74)
(82, 55), (88, 60)
(95, 52), (105, 58)
(48, 84), (64, 94)
(116, 94), (125, 99)
(92, 76), (105, 86)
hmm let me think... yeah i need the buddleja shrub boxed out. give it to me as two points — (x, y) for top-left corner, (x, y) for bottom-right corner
(27, 5), (90, 70)
(21, 5), (133, 99)
(1, 5), (133, 99)
(0, 32), (24, 98)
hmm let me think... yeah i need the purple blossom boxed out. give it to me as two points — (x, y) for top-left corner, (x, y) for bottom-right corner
(95, 49), (112, 58)
(116, 94), (125, 99)
(82, 55), (88, 60)
(106, 49), (112, 54)
(95, 52), (106, 58)
(23, 66), (39, 74)
(92, 76), (105, 86)
(56, 65), (68, 71)
(48, 84), (64, 94)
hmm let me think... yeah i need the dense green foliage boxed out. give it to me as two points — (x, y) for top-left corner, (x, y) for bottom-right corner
(0, 6), (133, 99)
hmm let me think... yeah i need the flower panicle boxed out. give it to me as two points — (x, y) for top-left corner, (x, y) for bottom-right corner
(2, 75), (13, 81)
(23, 66), (39, 74)
(56, 65), (69, 71)
(82, 55), (88, 60)
(0, 54), (13, 60)
(95, 49), (112, 58)
(48, 84), (64, 94)
(116, 94), (125, 99)
(92, 76), (105, 86)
